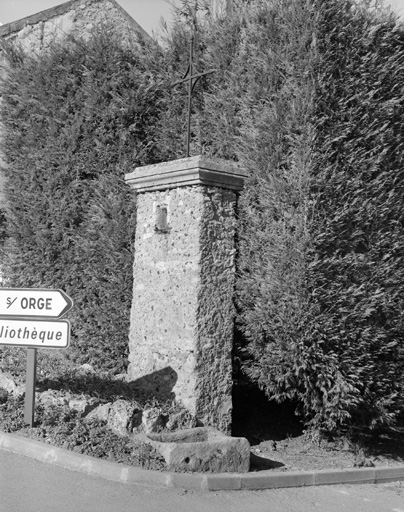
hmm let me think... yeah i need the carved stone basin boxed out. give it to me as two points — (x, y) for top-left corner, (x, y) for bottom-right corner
(133, 427), (250, 473)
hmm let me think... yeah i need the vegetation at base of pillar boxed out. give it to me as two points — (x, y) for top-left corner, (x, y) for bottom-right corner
(157, 0), (404, 434)
(0, 26), (163, 372)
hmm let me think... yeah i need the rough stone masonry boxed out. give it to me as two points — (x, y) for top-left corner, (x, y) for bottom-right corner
(125, 156), (246, 434)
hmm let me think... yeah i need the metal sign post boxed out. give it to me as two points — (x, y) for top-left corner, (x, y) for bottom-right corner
(0, 288), (73, 427)
(24, 348), (37, 426)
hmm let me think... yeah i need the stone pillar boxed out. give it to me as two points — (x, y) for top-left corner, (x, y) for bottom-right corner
(125, 156), (245, 434)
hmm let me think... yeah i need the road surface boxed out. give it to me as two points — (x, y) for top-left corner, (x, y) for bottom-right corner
(1, 450), (403, 512)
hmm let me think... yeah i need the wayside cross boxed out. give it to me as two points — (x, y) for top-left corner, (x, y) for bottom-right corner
(172, 36), (216, 157)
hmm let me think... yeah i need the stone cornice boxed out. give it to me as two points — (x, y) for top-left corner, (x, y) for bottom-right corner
(125, 156), (247, 193)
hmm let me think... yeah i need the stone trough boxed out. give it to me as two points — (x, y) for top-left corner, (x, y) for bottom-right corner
(133, 427), (250, 473)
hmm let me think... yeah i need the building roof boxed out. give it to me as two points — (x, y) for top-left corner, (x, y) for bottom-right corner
(0, 0), (151, 41)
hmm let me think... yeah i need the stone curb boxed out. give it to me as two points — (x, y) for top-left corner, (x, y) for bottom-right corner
(1, 431), (404, 491)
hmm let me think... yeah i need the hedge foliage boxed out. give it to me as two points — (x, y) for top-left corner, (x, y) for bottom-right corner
(0, 27), (163, 372)
(234, 0), (404, 432)
(155, 0), (404, 432)
(1, 0), (404, 432)
(307, 0), (404, 430)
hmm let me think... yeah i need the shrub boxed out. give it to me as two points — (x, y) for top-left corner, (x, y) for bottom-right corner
(159, 0), (404, 432)
(230, 0), (404, 432)
(0, 26), (163, 372)
(2, 0), (404, 433)
(306, 0), (404, 430)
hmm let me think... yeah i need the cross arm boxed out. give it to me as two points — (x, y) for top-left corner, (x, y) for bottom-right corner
(172, 68), (216, 88)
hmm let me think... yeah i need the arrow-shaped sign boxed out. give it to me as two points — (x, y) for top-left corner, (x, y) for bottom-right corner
(0, 288), (73, 319)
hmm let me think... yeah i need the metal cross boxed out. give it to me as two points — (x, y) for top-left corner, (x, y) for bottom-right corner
(172, 37), (216, 158)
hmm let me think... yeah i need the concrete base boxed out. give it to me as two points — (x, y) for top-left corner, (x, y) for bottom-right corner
(133, 427), (250, 473)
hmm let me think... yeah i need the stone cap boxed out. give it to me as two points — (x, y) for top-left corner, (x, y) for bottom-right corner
(125, 155), (247, 193)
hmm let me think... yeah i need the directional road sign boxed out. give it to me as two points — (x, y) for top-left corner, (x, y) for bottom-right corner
(0, 287), (74, 426)
(0, 318), (70, 349)
(0, 288), (73, 319)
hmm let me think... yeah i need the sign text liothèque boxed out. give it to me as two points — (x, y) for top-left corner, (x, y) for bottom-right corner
(0, 318), (70, 349)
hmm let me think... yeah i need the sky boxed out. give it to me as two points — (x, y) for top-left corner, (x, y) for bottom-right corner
(0, 0), (403, 35)
(0, 0), (179, 36)
(392, 0), (404, 15)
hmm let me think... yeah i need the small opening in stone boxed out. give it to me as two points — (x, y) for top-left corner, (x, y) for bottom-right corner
(155, 205), (170, 233)
(184, 457), (190, 464)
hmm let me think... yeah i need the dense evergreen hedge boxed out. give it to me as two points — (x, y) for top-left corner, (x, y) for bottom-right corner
(307, 0), (404, 429)
(0, 27), (163, 372)
(1, 0), (404, 432)
(156, 0), (404, 432)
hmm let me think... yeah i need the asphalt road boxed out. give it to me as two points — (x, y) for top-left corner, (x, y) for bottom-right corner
(1, 450), (403, 512)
